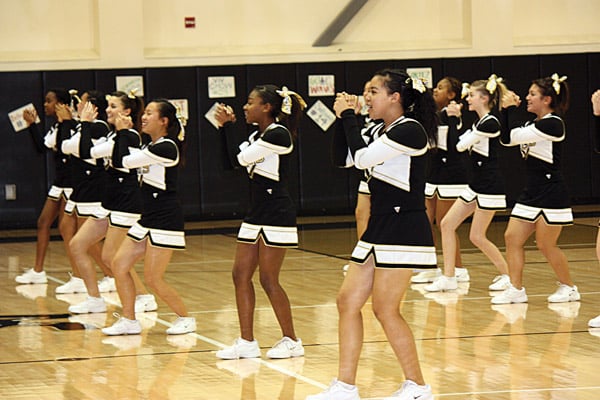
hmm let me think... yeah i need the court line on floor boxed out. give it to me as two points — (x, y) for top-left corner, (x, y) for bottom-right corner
(47, 274), (329, 391)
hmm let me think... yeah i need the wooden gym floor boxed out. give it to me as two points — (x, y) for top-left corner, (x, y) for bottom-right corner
(1, 212), (599, 399)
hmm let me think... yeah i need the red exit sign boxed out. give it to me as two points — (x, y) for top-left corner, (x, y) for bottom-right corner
(185, 17), (196, 28)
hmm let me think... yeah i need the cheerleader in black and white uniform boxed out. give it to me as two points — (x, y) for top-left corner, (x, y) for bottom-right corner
(425, 75), (510, 293)
(60, 91), (115, 293)
(308, 69), (436, 400)
(414, 77), (470, 284)
(68, 91), (156, 315)
(15, 88), (78, 286)
(589, 90), (600, 328)
(102, 99), (194, 335)
(213, 85), (306, 360)
(492, 74), (579, 305)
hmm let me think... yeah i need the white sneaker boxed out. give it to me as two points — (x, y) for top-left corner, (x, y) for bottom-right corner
(411, 268), (441, 283)
(455, 267), (470, 282)
(384, 380), (433, 400)
(56, 274), (87, 294)
(424, 275), (457, 292)
(589, 314), (600, 328)
(491, 285), (528, 304)
(266, 337), (305, 359)
(135, 294), (158, 312)
(216, 337), (261, 359)
(15, 268), (47, 284)
(98, 276), (116, 293)
(102, 315), (142, 336)
(166, 317), (196, 335)
(489, 274), (511, 291)
(68, 296), (107, 314)
(305, 379), (359, 400)
(547, 283), (580, 303)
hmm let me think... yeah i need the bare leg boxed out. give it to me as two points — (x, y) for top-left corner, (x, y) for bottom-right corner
(232, 242), (260, 341)
(33, 198), (62, 272)
(440, 199), (476, 277)
(102, 225), (148, 295)
(504, 217), (535, 289)
(535, 221), (573, 285)
(112, 237), (146, 319)
(144, 244), (188, 316)
(372, 267), (426, 385)
(59, 210), (79, 276)
(77, 216), (111, 277)
(69, 218), (108, 297)
(469, 208), (508, 275)
(336, 257), (375, 385)
(257, 239), (296, 339)
(436, 198), (462, 268)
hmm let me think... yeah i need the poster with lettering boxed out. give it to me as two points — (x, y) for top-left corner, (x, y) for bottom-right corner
(308, 75), (335, 97)
(116, 76), (145, 96)
(407, 67), (433, 89)
(208, 76), (236, 99)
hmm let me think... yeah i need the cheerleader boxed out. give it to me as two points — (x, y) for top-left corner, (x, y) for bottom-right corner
(102, 99), (194, 335)
(425, 75), (509, 293)
(15, 89), (79, 287)
(60, 91), (116, 293)
(213, 85), (306, 359)
(67, 91), (156, 314)
(307, 69), (436, 400)
(492, 74), (578, 305)
(413, 77), (470, 284)
(589, 89), (600, 327)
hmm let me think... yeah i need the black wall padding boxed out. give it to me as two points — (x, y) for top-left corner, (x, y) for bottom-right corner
(0, 53), (599, 228)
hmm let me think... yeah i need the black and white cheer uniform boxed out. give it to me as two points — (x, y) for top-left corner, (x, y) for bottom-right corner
(425, 108), (468, 199)
(88, 129), (143, 228)
(60, 119), (110, 217)
(336, 109), (437, 269)
(501, 107), (572, 225)
(332, 114), (380, 195)
(121, 137), (185, 249)
(456, 112), (506, 210)
(221, 121), (298, 248)
(28, 121), (73, 201)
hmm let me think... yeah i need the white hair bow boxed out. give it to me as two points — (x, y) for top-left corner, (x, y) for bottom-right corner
(461, 82), (470, 99)
(276, 86), (306, 115)
(486, 74), (503, 94)
(551, 73), (567, 95)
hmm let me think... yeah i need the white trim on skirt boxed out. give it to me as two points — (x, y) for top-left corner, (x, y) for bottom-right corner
(351, 240), (437, 268)
(511, 203), (573, 225)
(237, 222), (298, 248)
(128, 222), (186, 249)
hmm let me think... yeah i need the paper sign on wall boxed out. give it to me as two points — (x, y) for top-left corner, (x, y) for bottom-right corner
(407, 68), (433, 89)
(116, 76), (145, 96)
(168, 99), (189, 125)
(8, 103), (40, 132)
(307, 100), (336, 132)
(308, 75), (335, 97)
(208, 76), (236, 99)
